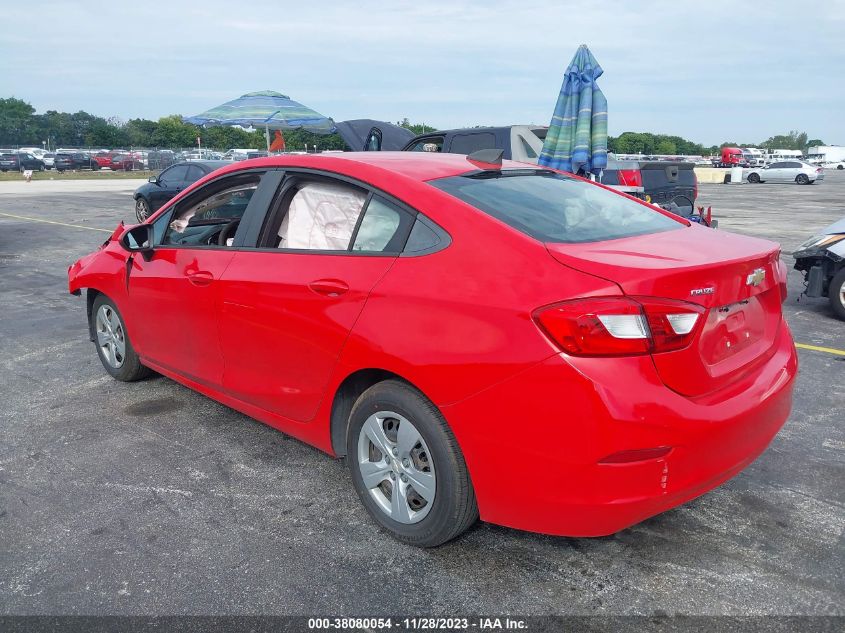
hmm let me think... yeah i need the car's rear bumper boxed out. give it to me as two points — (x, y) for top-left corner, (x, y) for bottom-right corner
(442, 321), (797, 537)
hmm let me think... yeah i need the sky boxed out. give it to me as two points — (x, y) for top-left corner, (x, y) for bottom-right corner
(1, 0), (844, 146)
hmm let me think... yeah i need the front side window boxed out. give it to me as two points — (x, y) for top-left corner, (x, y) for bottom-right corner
(185, 165), (206, 183)
(162, 177), (260, 247)
(161, 165), (188, 184)
(431, 171), (682, 244)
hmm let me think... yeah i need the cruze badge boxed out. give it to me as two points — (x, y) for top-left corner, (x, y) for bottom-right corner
(690, 287), (715, 296)
(746, 268), (766, 287)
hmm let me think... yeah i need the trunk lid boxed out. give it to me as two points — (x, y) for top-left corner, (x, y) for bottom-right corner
(547, 225), (784, 397)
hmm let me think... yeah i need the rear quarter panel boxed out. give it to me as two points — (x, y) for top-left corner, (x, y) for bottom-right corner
(335, 186), (621, 406)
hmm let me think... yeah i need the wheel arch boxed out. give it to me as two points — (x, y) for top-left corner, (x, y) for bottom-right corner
(86, 288), (103, 341)
(330, 367), (423, 457)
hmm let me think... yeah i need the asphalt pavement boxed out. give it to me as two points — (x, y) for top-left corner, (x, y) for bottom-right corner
(0, 172), (843, 617)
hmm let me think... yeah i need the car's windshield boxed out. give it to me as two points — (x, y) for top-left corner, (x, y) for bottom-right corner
(431, 171), (683, 243)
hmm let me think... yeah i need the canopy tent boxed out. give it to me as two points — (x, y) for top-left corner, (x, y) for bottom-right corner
(183, 91), (335, 150)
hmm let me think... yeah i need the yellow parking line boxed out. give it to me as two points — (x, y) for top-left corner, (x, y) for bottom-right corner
(795, 343), (845, 357)
(0, 211), (113, 233)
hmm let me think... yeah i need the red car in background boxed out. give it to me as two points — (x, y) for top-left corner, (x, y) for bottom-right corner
(110, 152), (144, 171)
(94, 151), (117, 168)
(67, 152), (797, 546)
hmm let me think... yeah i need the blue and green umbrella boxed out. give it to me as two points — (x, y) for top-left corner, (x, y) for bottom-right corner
(538, 45), (608, 175)
(183, 91), (335, 149)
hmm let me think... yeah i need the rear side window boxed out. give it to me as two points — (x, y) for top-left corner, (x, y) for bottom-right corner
(431, 172), (682, 243)
(449, 133), (497, 155)
(352, 196), (414, 253)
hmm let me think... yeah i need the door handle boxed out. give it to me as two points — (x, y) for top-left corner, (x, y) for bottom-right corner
(308, 279), (349, 297)
(186, 270), (214, 286)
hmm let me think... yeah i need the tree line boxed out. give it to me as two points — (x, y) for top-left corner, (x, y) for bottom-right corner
(0, 97), (826, 155)
(0, 97), (348, 151)
(608, 130), (825, 156)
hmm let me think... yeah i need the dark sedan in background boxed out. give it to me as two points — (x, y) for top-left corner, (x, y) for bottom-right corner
(54, 153), (100, 172)
(0, 152), (46, 172)
(133, 161), (227, 221)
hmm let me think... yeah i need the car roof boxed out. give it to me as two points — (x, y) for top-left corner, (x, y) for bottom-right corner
(219, 151), (537, 182)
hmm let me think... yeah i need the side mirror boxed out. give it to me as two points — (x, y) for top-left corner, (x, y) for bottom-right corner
(148, 175), (159, 184)
(120, 224), (155, 260)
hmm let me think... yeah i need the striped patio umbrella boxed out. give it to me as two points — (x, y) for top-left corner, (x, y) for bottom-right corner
(183, 91), (335, 149)
(538, 45), (608, 175)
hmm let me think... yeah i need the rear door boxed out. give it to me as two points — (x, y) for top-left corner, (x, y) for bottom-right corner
(781, 161), (803, 182)
(217, 172), (415, 421)
(765, 162), (788, 182)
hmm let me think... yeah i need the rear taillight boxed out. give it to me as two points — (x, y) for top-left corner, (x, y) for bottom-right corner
(617, 169), (642, 188)
(533, 296), (704, 357)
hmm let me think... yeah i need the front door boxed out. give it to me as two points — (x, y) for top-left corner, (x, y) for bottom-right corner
(218, 175), (415, 421)
(126, 171), (268, 387)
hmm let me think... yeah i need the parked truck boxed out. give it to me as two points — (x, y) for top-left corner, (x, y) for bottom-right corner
(715, 147), (746, 167)
(808, 145), (845, 170)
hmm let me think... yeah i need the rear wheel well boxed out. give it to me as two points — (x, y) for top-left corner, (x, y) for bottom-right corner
(330, 368), (408, 457)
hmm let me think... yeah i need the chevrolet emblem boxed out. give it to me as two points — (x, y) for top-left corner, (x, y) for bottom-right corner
(746, 268), (766, 287)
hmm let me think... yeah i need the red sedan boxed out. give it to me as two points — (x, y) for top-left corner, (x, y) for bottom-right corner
(110, 152), (144, 171)
(68, 152), (797, 546)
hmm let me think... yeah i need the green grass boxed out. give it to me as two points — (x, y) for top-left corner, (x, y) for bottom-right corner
(0, 169), (155, 181)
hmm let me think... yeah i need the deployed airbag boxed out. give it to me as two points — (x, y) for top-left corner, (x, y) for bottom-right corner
(279, 182), (367, 250)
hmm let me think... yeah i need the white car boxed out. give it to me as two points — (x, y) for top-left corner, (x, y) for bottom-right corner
(746, 161), (824, 185)
(42, 153), (55, 169)
(825, 160), (845, 171)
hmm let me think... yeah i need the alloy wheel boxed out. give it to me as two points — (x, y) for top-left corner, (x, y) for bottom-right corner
(95, 304), (126, 368)
(135, 198), (150, 222)
(357, 411), (436, 524)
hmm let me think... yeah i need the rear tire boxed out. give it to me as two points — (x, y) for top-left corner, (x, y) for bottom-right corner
(829, 268), (845, 321)
(796, 174), (810, 185)
(91, 295), (151, 381)
(346, 379), (478, 547)
(747, 173), (761, 183)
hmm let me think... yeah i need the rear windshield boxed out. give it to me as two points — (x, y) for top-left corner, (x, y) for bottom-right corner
(431, 171), (682, 243)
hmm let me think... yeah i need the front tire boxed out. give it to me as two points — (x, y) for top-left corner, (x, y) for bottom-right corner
(747, 173), (761, 183)
(829, 268), (845, 321)
(91, 295), (151, 381)
(135, 197), (152, 222)
(347, 380), (478, 547)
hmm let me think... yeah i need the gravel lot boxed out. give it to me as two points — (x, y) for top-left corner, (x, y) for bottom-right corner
(0, 171), (843, 617)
